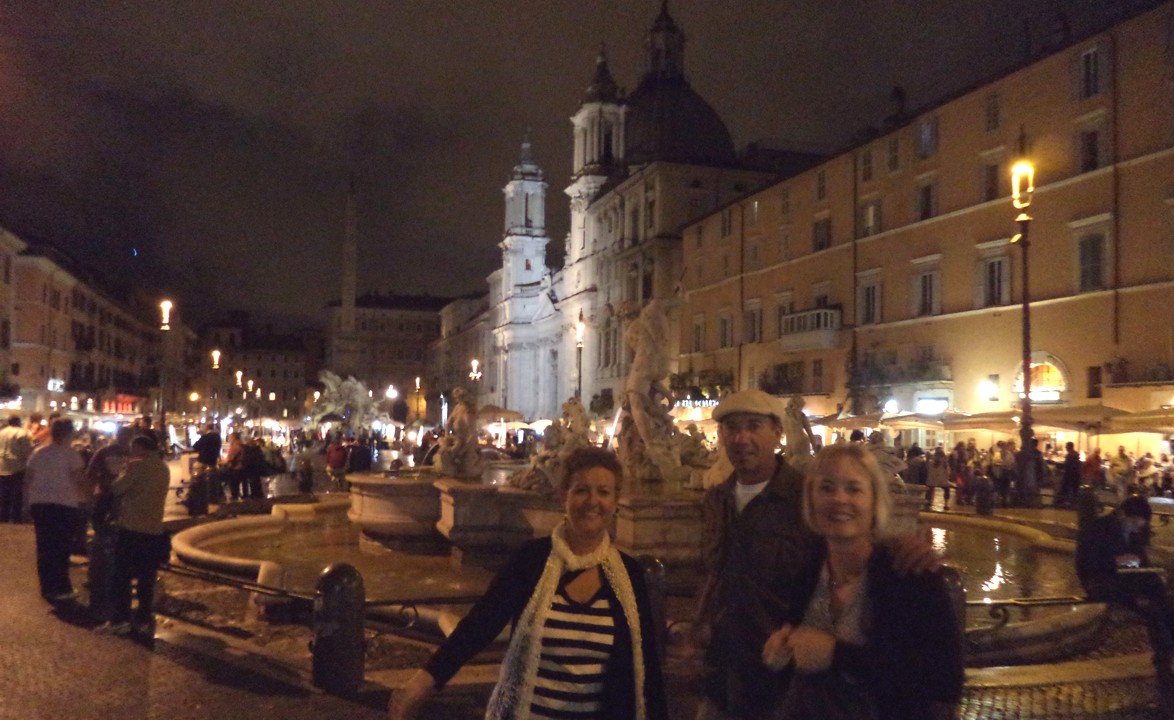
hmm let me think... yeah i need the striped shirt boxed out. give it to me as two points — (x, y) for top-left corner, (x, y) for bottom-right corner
(530, 582), (616, 718)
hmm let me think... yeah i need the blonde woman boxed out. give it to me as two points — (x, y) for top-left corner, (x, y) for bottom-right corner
(763, 444), (963, 720)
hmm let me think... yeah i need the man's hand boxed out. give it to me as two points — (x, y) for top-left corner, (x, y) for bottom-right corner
(761, 624), (794, 670)
(890, 527), (942, 576)
(788, 626), (836, 673)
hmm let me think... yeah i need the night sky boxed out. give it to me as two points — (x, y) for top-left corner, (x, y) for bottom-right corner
(0, 0), (1128, 327)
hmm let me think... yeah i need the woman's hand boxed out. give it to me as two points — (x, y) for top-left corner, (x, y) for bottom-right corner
(761, 624), (794, 670)
(788, 626), (836, 673)
(388, 669), (437, 720)
(890, 528), (942, 576)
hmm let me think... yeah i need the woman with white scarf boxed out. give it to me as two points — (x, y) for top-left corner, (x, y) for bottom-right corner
(389, 446), (668, 720)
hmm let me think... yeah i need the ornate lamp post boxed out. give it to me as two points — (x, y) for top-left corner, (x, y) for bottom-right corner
(159, 299), (173, 429)
(469, 358), (482, 383)
(575, 310), (585, 399)
(1010, 156), (1040, 507)
(414, 376), (422, 419)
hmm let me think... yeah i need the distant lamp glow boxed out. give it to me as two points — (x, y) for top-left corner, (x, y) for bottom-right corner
(883, 398), (899, 414)
(268, 392), (276, 401)
(386, 385), (399, 400)
(159, 299), (173, 330)
(313, 391), (321, 402)
(189, 392), (200, 402)
(1010, 161), (1034, 210)
(246, 379), (254, 393)
(469, 359), (482, 382)
(211, 349), (221, 369)
(235, 370), (243, 387)
(575, 311), (585, 347)
(415, 376), (421, 392)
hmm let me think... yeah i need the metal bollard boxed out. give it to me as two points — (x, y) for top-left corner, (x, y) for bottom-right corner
(974, 474), (995, 516)
(638, 555), (667, 664)
(312, 563), (365, 696)
(938, 565), (967, 646)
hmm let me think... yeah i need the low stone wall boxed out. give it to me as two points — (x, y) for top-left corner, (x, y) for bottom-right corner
(171, 495), (352, 586)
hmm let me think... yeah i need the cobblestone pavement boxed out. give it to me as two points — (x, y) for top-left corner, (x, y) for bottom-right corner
(6, 483), (1174, 719)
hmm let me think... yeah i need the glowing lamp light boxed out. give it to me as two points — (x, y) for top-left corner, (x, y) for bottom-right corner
(159, 299), (173, 330)
(883, 398), (899, 414)
(469, 358), (482, 382)
(246, 379), (254, 392)
(268, 392), (276, 401)
(575, 310), (585, 347)
(189, 391), (200, 402)
(235, 370), (243, 387)
(386, 385), (399, 400)
(313, 391), (321, 401)
(415, 376), (421, 392)
(211, 349), (221, 369)
(1010, 160), (1034, 210)
(978, 380), (998, 402)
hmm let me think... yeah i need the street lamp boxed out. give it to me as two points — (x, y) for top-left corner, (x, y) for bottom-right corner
(159, 299), (173, 331)
(211, 349), (221, 370)
(386, 384), (398, 400)
(415, 376), (422, 419)
(469, 358), (482, 382)
(575, 310), (585, 399)
(1010, 155), (1040, 507)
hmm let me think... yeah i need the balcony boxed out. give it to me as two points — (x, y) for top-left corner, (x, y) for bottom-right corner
(778, 307), (842, 352)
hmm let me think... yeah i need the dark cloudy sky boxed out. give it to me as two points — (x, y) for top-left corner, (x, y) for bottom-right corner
(0, 0), (1132, 327)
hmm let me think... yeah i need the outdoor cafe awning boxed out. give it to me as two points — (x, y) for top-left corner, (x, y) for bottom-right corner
(476, 405), (525, 422)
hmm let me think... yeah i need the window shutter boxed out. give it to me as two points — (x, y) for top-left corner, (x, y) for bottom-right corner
(973, 261), (985, 309)
(932, 270), (943, 315)
(1000, 259), (1012, 305)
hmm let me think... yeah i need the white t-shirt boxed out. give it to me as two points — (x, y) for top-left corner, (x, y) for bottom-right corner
(26, 443), (86, 508)
(735, 479), (769, 513)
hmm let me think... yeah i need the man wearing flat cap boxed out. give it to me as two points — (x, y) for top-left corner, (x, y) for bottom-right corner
(693, 390), (818, 719)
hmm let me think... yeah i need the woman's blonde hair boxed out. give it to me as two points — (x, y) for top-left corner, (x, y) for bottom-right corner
(802, 444), (893, 539)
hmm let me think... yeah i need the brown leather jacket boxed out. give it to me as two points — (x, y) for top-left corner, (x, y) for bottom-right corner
(695, 456), (820, 717)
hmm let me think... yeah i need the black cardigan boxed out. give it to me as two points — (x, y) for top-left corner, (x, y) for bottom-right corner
(424, 537), (668, 720)
(784, 544), (965, 720)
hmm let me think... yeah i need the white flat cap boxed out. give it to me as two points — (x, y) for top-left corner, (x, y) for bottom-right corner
(712, 390), (783, 423)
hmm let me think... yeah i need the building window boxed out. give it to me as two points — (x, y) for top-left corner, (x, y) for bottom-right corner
(812, 217), (832, 252)
(861, 150), (873, 182)
(914, 269), (941, 317)
(887, 137), (900, 172)
(812, 358), (824, 393)
(982, 161), (1001, 202)
(917, 182), (937, 221)
(859, 199), (882, 237)
(692, 316), (705, 353)
(1080, 47), (1101, 99)
(985, 92), (1000, 132)
(1079, 128), (1101, 172)
(979, 256), (1010, 307)
(748, 200), (759, 226)
(718, 314), (734, 349)
(743, 306), (762, 344)
(857, 277), (882, 325)
(775, 294), (794, 337)
(779, 233), (791, 261)
(1087, 365), (1103, 399)
(646, 198), (655, 230)
(816, 171), (827, 201)
(812, 282), (831, 309)
(720, 209), (733, 236)
(916, 117), (938, 158)
(1078, 233), (1106, 292)
(780, 188), (790, 216)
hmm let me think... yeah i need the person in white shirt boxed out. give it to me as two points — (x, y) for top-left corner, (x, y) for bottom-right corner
(25, 418), (87, 602)
(0, 414), (33, 522)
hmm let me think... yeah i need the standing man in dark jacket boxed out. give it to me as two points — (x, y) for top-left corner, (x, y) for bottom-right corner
(1056, 441), (1082, 508)
(693, 391), (820, 720)
(192, 423), (222, 469)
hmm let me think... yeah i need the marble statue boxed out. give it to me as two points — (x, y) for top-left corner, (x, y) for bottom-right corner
(508, 396), (593, 494)
(615, 300), (690, 494)
(437, 387), (484, 480)
(780, 395), (817, 471)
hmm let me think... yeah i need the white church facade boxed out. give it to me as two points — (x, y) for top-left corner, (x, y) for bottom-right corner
(431, 3), (814, 422)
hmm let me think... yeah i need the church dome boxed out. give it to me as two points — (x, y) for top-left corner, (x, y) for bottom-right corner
(624, 75), (735, 166)
(622, 2), (736, 167)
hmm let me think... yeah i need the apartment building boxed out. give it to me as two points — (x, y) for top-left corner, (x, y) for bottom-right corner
(680, 3), (1174, 421)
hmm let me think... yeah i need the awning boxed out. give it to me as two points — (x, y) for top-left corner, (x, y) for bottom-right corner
(477, 405), (525, 422)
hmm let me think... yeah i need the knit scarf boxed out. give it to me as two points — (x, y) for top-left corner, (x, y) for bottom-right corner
(484, 521), (646, 720)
